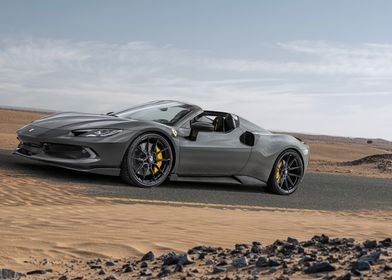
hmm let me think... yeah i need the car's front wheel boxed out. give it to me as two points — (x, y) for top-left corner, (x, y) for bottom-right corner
(267, 149), (304, 195)
(121, 133), (173, 188)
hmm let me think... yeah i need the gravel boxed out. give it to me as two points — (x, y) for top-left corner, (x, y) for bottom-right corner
(3, 235), (391, 279)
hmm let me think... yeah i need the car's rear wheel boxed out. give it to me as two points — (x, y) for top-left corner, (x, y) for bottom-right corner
(121, 133), (173, 188)
(267, 149), (304, 195)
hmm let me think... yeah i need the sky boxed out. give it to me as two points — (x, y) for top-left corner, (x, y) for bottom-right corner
(1, 0), (392, 139)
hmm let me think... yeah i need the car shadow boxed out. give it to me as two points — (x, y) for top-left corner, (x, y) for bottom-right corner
(7, 157), (268, 194)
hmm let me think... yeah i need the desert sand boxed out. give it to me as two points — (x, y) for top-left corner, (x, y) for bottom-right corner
(0, 170), (391, 272)
(0, 108), (391, 279)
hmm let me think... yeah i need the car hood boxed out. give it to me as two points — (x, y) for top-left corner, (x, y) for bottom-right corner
(30, 112), (131, 130)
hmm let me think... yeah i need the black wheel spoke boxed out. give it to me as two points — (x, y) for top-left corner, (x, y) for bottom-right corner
(135, 162), (144, 174)
(156, 147), (169, 154)
(153, 163), (164, 174)
(288, 158), (297, 168)
(151, 167), (157, 181)
(289, 166), (300, 171)
(286, 154), (291, 165)
(284, 179), (289, 190)
(137, 146), (147, 155)
(131, 157), (144, 162)
(288, 173), (300, 177)
(287, 176), (295, 187)
(279, 177), (284, 188)
(153, 138), (159, 151)
(146, 137), (151, 153)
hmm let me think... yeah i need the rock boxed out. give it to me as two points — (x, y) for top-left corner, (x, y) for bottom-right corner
(312, 234), (330, 244)
(363, 240), (377, 249)
(287, 237), (299, 244)
(205, 259), (214, 266)
(26, 269), (47, 275)
(255, 257), (267, 268)
(267, 258), (281, 267)
(304, 262), (336, 274)
(213, 266), (226, 274)
(282, 243), (296, 255)
(104, 276), (116, 280)
(141, 251), (155, 261)
(358, 251), (380, 264)
(303, 240), (315, 247)
(122, 264), (134, 273)
(178, 253), (194, 265)
(98, 270), (105, 275)
(174, 264), (183, 273)
(384, 264), (391, 271)
(269, 267), (277, 273)
(235, 244), (247, 251)
(163, 252), (179, 266)
(58, 276), (68, 280)
(140, 261), (148, 268)
(217, 259), (229, 266)
(105, 261), (115, 267)
(232, 256), (248, 268)
(89, 265), (102, 269)
(292, 265), (302, 272)
(380, 238), (391, 247)
(301, 254), (316, 262)
(198, 252), (207, 260)
(350, 269), (361, 276)
(297, 246), (305, 254)
(275, 276), (289, 280)
(351, 261), (370, 271)
(0, 269), (22, 279)
(158, 265), (171, 277)
(336, 273), (351, 280)
(251, 242), (262, 254)
(140, 268), (152, 276)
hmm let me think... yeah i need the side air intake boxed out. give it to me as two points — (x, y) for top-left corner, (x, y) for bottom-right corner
(240, 131), (255, 146)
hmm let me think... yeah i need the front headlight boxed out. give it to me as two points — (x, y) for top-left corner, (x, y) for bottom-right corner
(72, 129), (123, 137)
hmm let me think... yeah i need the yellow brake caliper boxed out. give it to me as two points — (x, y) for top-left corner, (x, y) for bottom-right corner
(153, 145), (163, 174)
(276, 161), (283, 182)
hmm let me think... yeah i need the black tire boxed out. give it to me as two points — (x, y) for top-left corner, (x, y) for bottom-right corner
(120, 133), (173, 188)
(267, 149), (304, 195)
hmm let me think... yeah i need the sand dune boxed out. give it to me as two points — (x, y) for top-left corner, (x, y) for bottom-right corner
(0, 109), (47, 150)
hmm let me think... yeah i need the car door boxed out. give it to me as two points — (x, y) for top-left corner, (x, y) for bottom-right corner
(176, 124), (251, 176)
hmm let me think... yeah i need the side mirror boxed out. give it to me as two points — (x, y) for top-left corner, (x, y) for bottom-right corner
(189, 121), (214, 141)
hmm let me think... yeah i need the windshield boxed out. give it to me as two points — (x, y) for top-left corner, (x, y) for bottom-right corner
(116, 101), (194, 126)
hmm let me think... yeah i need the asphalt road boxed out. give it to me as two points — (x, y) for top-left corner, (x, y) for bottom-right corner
(1, 149), (391, 211)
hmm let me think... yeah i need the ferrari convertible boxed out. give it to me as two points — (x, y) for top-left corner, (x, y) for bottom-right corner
(14, 100), (309, 195)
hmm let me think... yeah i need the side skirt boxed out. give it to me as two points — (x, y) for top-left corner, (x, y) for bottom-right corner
(169, 174), (242, 185)
(169, 174), (266, 186)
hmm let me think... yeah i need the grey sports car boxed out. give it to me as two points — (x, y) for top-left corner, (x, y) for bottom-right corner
(14, 100), (309, 195)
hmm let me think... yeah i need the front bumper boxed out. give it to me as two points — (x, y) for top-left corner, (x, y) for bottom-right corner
(14, 125), (132, 176)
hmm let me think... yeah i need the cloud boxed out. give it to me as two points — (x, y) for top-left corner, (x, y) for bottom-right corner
(0, 38), (391, 139)
(209, 41), (392, 76)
